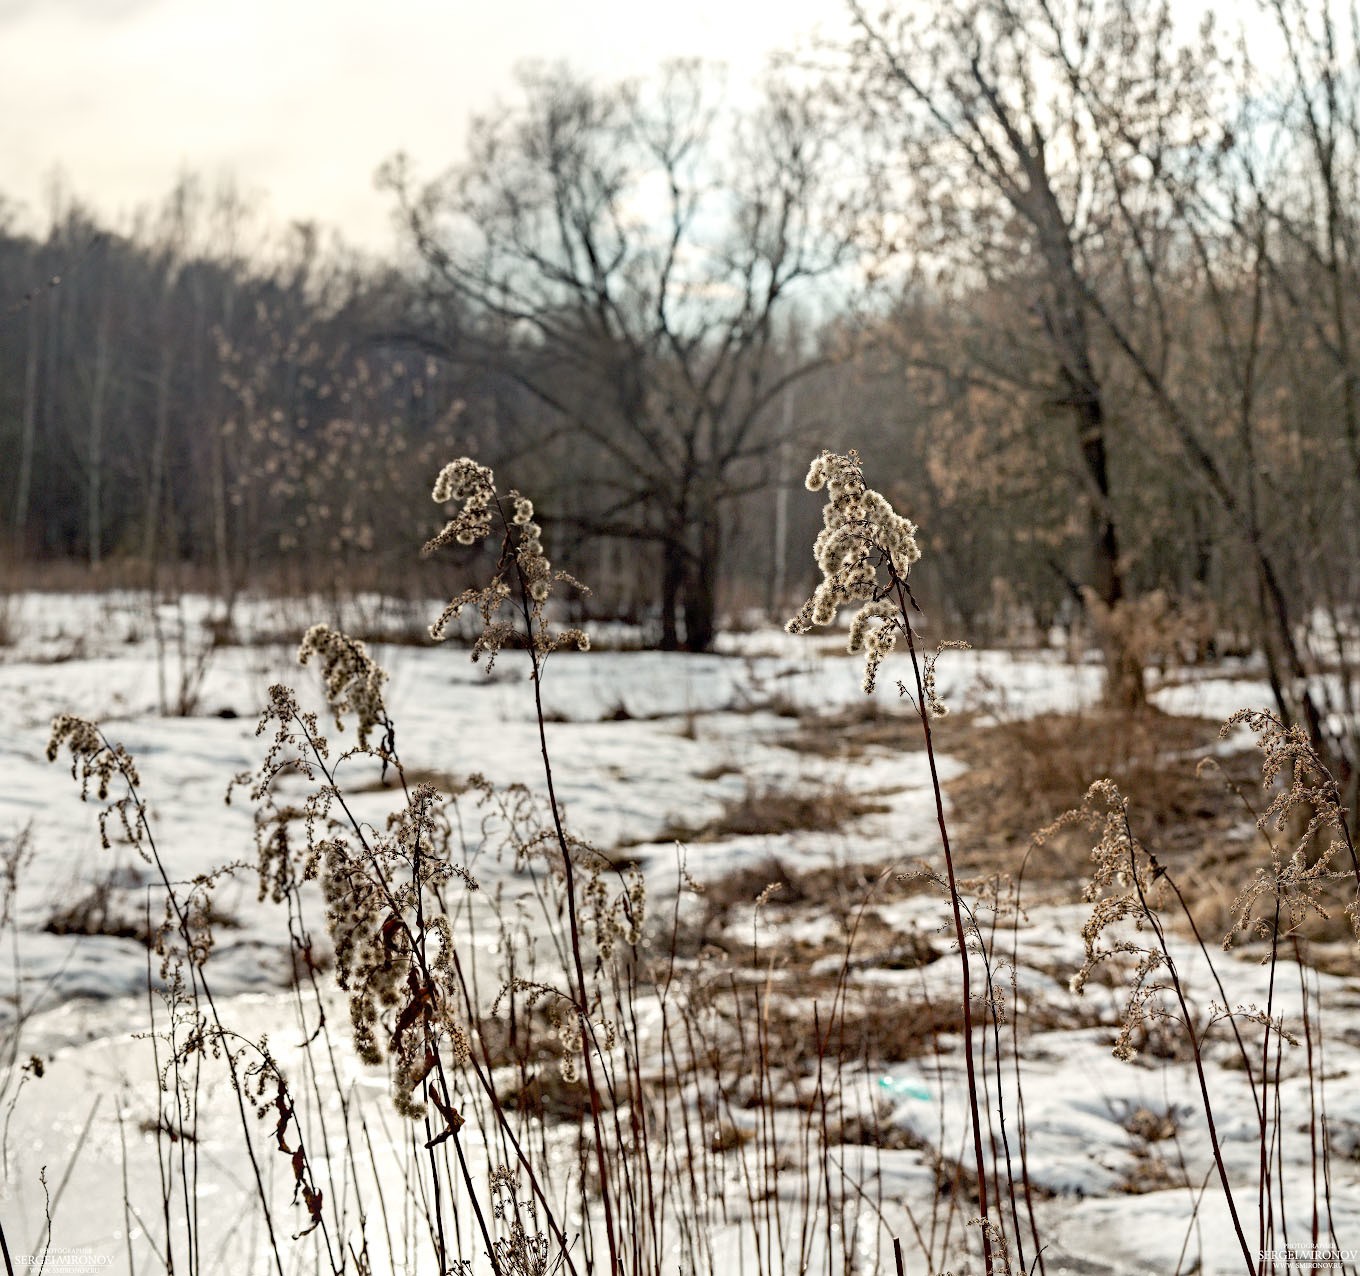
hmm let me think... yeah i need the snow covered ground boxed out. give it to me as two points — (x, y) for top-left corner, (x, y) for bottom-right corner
(1, 590), (1354, 1275)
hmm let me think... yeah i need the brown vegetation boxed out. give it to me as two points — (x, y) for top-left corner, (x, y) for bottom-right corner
(656, 782), (893, 845)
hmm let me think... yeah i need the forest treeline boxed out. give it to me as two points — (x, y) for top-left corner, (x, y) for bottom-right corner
(2, 0), (1359, 796)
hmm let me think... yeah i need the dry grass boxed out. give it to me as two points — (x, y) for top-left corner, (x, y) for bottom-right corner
(940, 708), (1260, 883)
(496, 1067), (594, 1122)
(826, 1106), (929, 1151)
(695, 760), (742, 782)
(947, 708), (1237, 848)
(1123, 1105), (1179, 1144)
(350, 766), (465, 795)
(776, 699), (942, 759)
(791, 992), (965, 1066)
(1116, 1151), (1184, 1195)
(657, 782), (892, 844)
(45, 875), (240, 948)
(928, 707), (1360, 966)
(679, 978), (966, 1090)
(44, 877), (150, 944)
(1115, 1105), (1186, 1194)
(674, 855), (934, 962)
(770, 702), (1288, 968)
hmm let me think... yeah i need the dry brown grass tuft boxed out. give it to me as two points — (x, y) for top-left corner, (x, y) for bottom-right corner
(702, 982), (965, 1073)
(459, 1012), (601, 1123)
(1123, 1105), (1179, 1144)
(496, 1067), (593, 1121)
(1116, 1106), (1186, 1194)
(1117, 1152), (1184, 1195)
(943, 708), (1257, 882)
(932, 706), (1360, 972)
(940, 708), (1360, 961)
(658, 782), (892, 844)
(45, 877), (150, 944)
(349, 766), (465, 795)
(818, 994), (966, 1065)
(45, 873), (239, 948)
(695, 760), (741, 782)
(675, 856), (934, 961)
(776, 700), (947, 759)
(826, 1104), (929, 1151)
(948, 708), (1230, 840)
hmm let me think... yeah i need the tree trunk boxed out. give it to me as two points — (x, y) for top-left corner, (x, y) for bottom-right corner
(682, 512), (721, 653)
(42, 273), (63, 554)
(660, 535), (684, 650)
(86, 296), (113, 571)
(11, 298), (40, 546)
(1043, 264), (1145, 710)
(210, 282), (235, 600)
(1073, 384), (1146, 712)
(143, 344), (173, 565)
(1020, 143), (1147, 709)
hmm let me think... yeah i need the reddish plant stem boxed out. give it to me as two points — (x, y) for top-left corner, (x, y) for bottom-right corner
(1121, 811), (1256, 1275)
(893, 574), (995, 1276)
(106, 742), (288, 1276)
(505, 521), (622, 1276)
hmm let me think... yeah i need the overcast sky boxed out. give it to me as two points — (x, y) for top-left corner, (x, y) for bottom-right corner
(0, 0), (844, 254)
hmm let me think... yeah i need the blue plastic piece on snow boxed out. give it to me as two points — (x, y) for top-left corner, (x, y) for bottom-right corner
(877, 1075), (930, 1101)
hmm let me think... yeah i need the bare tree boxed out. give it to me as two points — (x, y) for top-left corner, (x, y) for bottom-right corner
(384, 61), (857, 649)
(842, 0), (1360, 802)
(838, 0), (1214, 706)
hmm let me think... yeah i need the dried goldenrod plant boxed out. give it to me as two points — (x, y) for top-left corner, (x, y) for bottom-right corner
(784, 448), (1017, 1274)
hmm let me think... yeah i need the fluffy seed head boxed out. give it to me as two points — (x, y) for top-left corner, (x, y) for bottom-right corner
(787, 450), (922, 693)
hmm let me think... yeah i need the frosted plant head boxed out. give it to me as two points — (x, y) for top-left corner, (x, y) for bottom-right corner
(424, 457), (589, 667)
(297, 624), (389, 751)
(426, 458), (496, 549)
(787, 449), (922, 693)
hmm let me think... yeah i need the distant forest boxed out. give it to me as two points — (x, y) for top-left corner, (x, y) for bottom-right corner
(3, 0), (1360, 791)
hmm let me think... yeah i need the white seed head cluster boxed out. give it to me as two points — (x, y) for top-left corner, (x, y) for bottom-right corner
(786, 450), (920, 692)
(1219, 709), (1358, 944)
(846, 599), (899, 694)
(227, 683), (333, 901)
(583, 861), (647, 963)
(552, 1005), (583, 1085)
(297, 624), (389, 751)
(426, 457), (496, 549)
(1050, 780), (1178, 1061)
(512, 496), (553, 605)
(319, 783), (471, 1118)
(424, 457), (590, 664)
(918, 639), (971, 719)
(233, 678), (474, 1127)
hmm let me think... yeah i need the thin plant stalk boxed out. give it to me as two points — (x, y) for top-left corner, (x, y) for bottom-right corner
(893, 572), (995, 1275)
(1120, 809), (1256, 1275)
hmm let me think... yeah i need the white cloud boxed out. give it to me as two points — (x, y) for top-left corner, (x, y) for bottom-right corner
(0, 0), (842, 250)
